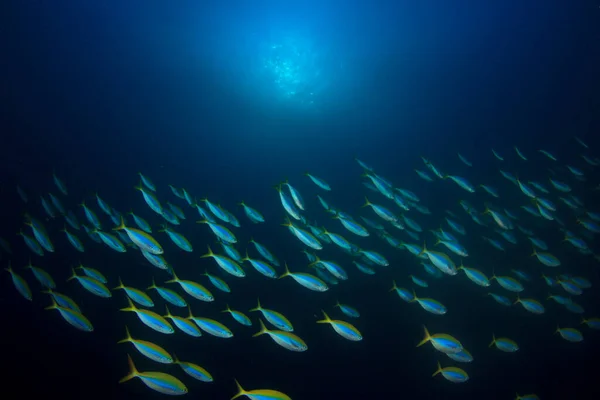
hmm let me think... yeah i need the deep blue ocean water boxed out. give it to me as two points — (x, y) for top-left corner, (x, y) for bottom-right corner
(2, 1), (600, 399)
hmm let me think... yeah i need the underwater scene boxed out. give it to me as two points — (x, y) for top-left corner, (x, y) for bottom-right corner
(2, 1), (600, 399)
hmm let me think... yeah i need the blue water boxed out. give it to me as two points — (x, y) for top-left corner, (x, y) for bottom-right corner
(2, 1), (600, 399)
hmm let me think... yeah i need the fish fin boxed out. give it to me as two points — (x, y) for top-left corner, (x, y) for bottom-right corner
(66, 268), (77, 282)
(316, 309), (330, 324)
(117, 326), (131, 344)
(118, 354), (138, 383)
(231, 379), (247, 400)
(416, 326), (431, 347)
(432, 361), (442, 377)
(252, 319), (268, 337)
(44, 297), (58, 310)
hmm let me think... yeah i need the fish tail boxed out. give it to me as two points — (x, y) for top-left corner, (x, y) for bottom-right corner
(248, 298), (261, 312)
(231, 379), (247, 400)
(164, 305), (172, 317)
(44, 296), (58, 310)
(117, 326), (132, 344)
(252, 319), (268, 337)
(278, 263), (290, 279)
(113, 276), (124, 290)
(316, 309), (331, 324)
(112, 216), (126, 231)
(119, 298), (135, 312)
(361, 197), (370, 207)
(432, 361), (442, 377)
(488, 334), (496, 348)
(118, 354), (138, 383)
(389, 280), (397, 292)
(146, 277), (157, 290)
(416, 326), (431, 347)
(66, 267), (77, 282)
(221, 304), (230, 313)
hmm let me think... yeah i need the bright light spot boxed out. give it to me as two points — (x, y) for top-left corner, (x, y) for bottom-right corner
(261, 38), (319, 106)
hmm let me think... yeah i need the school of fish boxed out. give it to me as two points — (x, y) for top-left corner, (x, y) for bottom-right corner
(4, 137), (600, 399)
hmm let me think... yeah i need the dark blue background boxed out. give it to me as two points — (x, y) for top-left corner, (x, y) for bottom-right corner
(2, 1), (600, 399)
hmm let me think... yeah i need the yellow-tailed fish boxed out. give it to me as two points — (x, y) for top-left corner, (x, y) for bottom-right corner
(316, 310), (362, 341)
(231, 379), (291, 400)
(114, 217), (163, 254)
(119, 354), (187, 395)
(253, 319), (307, 351)
(118, 326), (173, 363)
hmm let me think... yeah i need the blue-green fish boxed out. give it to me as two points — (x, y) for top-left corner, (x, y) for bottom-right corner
(239, 201), (265, 223)
(253, 319), (307, 351)
(222, 304), (252, 326)
(317, 310), (362, 341)
(163, 305), (202, 337)
(186, 307), (233, 338)
(95, 230), (127, 253)
(250, 298), (294, 332)
(417, 326), (462, 354)
(165, 270), (214, 302)
(202, 245), (245, 278)
(432, 362), (469, 383)
(555, 326), (583, 342)
(68, 268), (111, 298)
(334, 301), (360, 318)
(119, 354), (187, 395)
(197, 219), (237, 244)
(159, 225), (192, 252)
(134, 183), (162, 215)
(114, 217), (163, 254)
(489, 334), (519, 352)
(279, 263), (328, 292)
(118, 326), (173, 363)
(411, 291), (447, 315)
(305, 172), (331, 191)
(45, 297), (93, 332)
(114, 277), (154, 307)
(5, 262), (32, 300)
(173, 354), (213, 382)
(60, 225), (84, 252)
(24, 260), (55, 289)
(120, 297), (174, 334)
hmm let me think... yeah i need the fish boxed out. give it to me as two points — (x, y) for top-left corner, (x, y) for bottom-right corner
(305, 172), (331, 191)
(67, 268), (111, 298)
(316, 310), (362, 341)
(45, 297), (93, 331)
(173, 354), (213, 382)
(416, 326), (462, 354)
(114, 217), (163, 254)
(163, 305), (202, 337)
(165, 270), (214, 302)
(334, 301), (360, 318)
(119, 354), (187, 395)
(410, 291), (447, 315)
(113, 277), (154, 307)
(231, 379), (291, 400)
(249, 298), (293, 332)
(489, 334), (519, 352)
(279, 263), (328, 292)
(118, 326), (173, 363)
(253, 319), (307, 351)
(432, 361), (469, 383)
(222, 304), (252, 326)
(555, 326), (583, 343)
(120, 297), (174, 334)
(187, 307), (233, 338)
